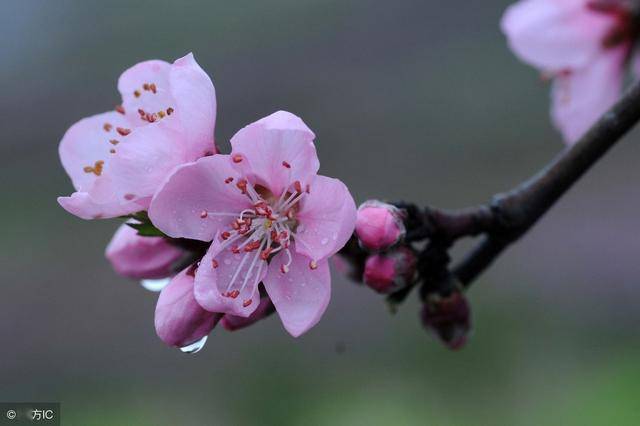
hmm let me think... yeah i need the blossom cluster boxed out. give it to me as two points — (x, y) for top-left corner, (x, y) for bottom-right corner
(58, 54), (356, 351)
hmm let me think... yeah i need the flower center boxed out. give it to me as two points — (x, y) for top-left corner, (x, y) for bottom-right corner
(199, 177), (313, 306)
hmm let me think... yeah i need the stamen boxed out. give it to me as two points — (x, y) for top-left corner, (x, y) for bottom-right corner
(232, 154), (243, 163)
(110, 149), (116, 154)
(83, 160), (104, 176)
(109, 139), (119, 145)
(115, 105), (125, 114)
(236, 179), (248, 194)
(211, 259), (219, 269)
(225, 250), (253, 293)
(309, 260), (318, 270)
(166, 107), (174, 115)
(242, 299), (252, 307)
(200, 210), (208, 218)
(225, 177), (234, 184)
(124, 194), (136, 201)
(134, 90), (141, 98)
(294, 181), (302, 193)
(116, 127), (131, 136)
(282, 161), (291, 168)
(103, 123), (112, 132)
(243, 240), (261, 252)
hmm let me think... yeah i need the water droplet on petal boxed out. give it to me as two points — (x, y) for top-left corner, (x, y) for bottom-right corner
(180, 335), (208, 354)
(140, 278), (171, 292)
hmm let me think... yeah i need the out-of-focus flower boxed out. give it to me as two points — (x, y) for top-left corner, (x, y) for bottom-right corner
(221, 297), (275, 331)
(149, 111), (357, 337)
(355, 200), (405, 251)
(421, 291), (471, 350)
(58, 53), (217, 219)
(363, 247), (416, 294)
(501, 0), (638, 143)
(155, 266), (223, 348)
(105, 223), (183, 280)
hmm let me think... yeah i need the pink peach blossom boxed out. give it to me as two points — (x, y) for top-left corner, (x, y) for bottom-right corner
(58, 53), (216, 219)
(501, 0), (637, 143)
(149, 111), (357, 337)
(105, 223), (183, 280)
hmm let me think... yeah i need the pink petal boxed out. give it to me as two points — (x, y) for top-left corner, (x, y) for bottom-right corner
(57, 176), (141, 220)
(169, 53), (217, 158)
(117, 53), (216, 158)
(149, 155), (252, 241)
(107, 123), (189, 203)
(221, 297), (275, 331)
(105, 223), (183, 279)
(501, 0), (613, 72)
(229, 111), (319, 197)
(154, 267), (222, 347)
(118, 59), (174, 129)
(58, 111), (132, 193)
(551, 46), (625, 144)
(294, 175), (357, 262)
(193, 240), (265, 317)
(263, 250), (331, 337)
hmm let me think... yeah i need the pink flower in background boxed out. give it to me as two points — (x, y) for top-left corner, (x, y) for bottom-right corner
(105, 223), (183, 280)
(150, 111), (357, 337)
(501, 0), (639, 143)
(58, 53), (216, 219)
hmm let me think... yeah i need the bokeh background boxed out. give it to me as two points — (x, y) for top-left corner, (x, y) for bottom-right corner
(2, 1), (640, 425)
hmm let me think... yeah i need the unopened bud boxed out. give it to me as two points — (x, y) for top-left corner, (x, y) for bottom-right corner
(421, 291), (471, 350)
(355, 200), (405, 251)
(363, 247), (416, 294)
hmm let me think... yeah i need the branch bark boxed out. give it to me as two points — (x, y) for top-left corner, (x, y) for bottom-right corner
(452, 80), (640, 287)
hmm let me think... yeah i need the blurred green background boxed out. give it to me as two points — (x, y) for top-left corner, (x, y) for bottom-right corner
(2, 1), (640, 425)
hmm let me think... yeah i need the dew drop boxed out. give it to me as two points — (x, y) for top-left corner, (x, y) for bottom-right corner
(140, 278), (171, 292)
(180, 335), (208, 354)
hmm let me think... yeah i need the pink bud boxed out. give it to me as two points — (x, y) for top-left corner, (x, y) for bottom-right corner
(355, 200), (405, 251)
(105, 223), (183, 279)
(363, 247), (416, 294)
(154, 267), (222, 348)
(421, 292), (471, 350)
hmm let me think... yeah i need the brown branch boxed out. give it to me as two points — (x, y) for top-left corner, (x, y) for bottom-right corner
(451, 79), (640, 287)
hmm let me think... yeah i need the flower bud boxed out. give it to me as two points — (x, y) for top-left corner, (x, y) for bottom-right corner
(221, 297), (275, 331)
(363, 247), (416, 294)
(421, 291), (471, 350)
(155, 267), (222, 348)
(355, 200), (405, 251)
(105, 223), (183, 279)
